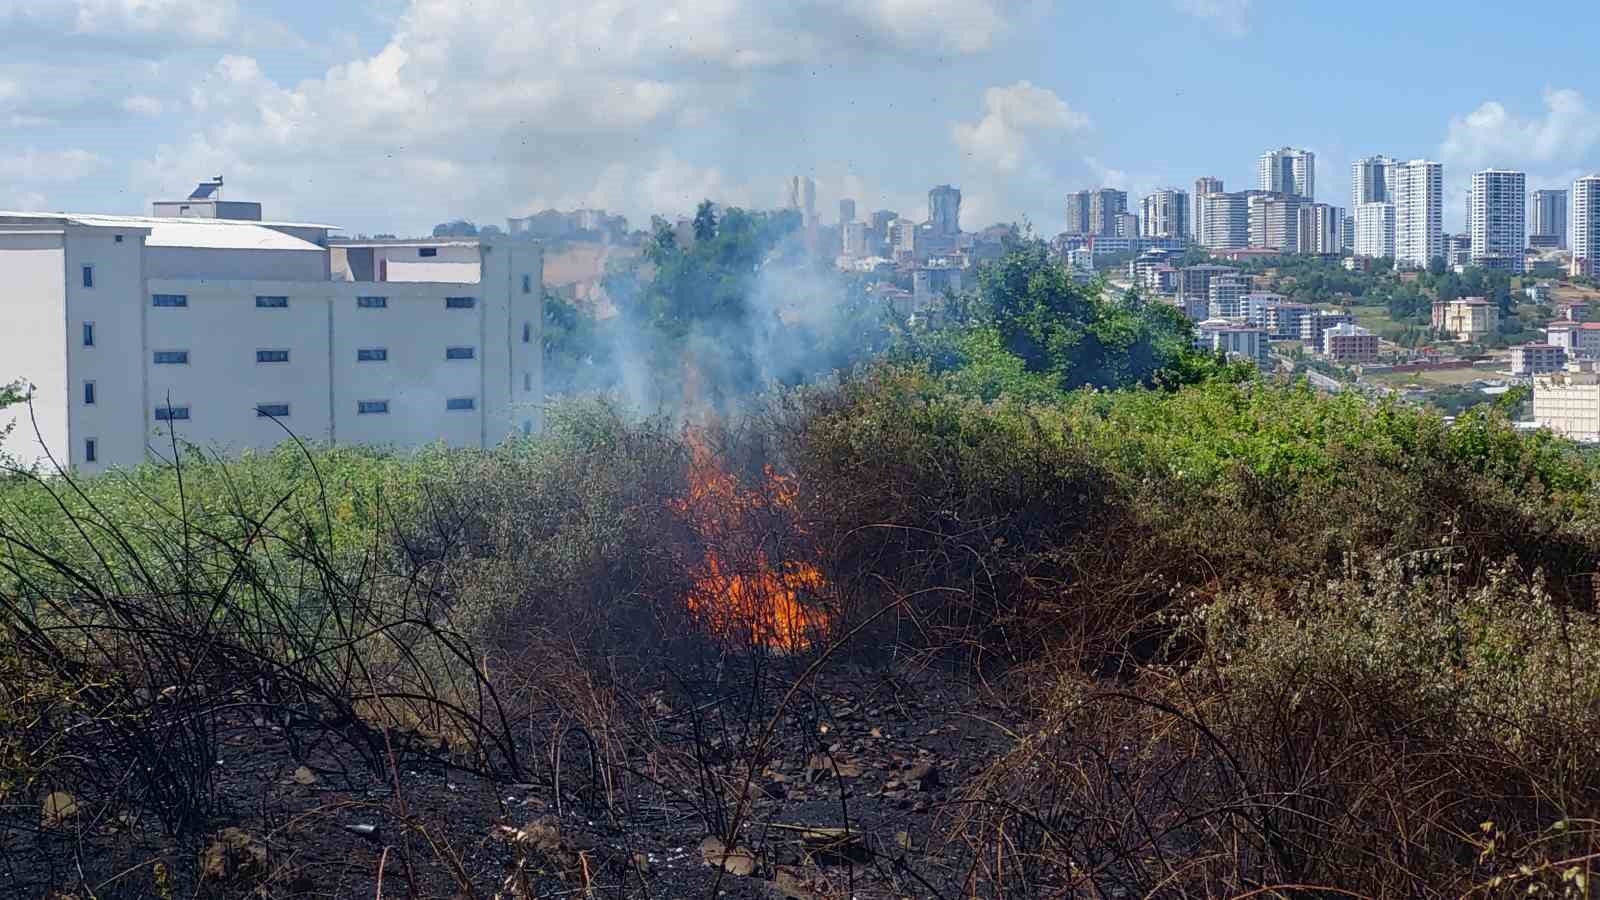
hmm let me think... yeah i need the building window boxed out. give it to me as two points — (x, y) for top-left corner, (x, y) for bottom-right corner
(154, 406), (190, 421)
(256, 349), (290, 364)
(82, 265), (94, 288)
(522, 322), (531, 343)
(522, 274), (532, 294)
(523, 372), (531, 392)
(83, 322), (94, 347)
(445, 296), (476, 309)
(446, 397), (476, 411)
(114, 235), (124, 244)
(152, 294), (188, 307)
(445, 346), (475, 360)
(357, 296), (388, 308)
(357, 400), (389, 415)
(153, 350), (189, 365)
(84, 439), (97, 463)
(255, 403), (290, 418)
(357, 348), (388, 362)
(255, 295), (289, 308)
(419, 247), (438, 258)
(84, 381), (95, 405)
(522, 419), (532, 436)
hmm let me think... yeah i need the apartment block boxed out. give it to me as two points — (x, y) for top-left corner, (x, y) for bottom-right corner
(1206, 273), (1254, 319)
(1322, 323), (1379, 363)
(1354, 202), (1396, 259)
(1194, 177), (1224, 241)
(1545, 322), (1600, 359)
(1199, 192), (1251, 250)
(1431, 297), (1498, 342)
(1469, 169), (1527, 273)
(1258, 147), (1315, 199)
(1511, 343), (1567, 376)
(1392, 160), (1444, 269)
(0, 193), (544, 473)
(1532, 188), (1568, 249)
(1535, 362), (1600, 442)
(1575, 176), (1600, 279)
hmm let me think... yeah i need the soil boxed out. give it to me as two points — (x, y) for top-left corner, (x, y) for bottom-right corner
(1, 654), (1028, 899)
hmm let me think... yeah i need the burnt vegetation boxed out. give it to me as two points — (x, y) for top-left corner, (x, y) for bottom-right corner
(4, 234), (1600, 897)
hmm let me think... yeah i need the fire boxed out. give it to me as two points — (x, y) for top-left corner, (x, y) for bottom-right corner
(675, 433), (829, 652)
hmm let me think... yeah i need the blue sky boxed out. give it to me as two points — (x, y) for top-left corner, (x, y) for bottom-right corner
(2, 0), (1597, 236)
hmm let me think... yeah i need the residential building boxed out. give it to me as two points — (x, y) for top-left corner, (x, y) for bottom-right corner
(1432, 297), (1498, 342)
(1535, 362), (1600, 442)
(1350, 155), (1397, 210)
(839, 198), (856, 226)
(1243, 292), (1286, 326)
(1525, 281), (1554, 304)
(1089, 188), (1128, 236)
(1252, 194), (1303, 251)
(1354, 202), (1396, 258)
(786, 176), (817, 225)
(1141, 189), (1190, 240)
(911, 265), (964, 310)
(1511, 343), (1567, 376)
(841, 222), (869, 257)
(0, 195), (543, 474)
(1207, 273), (1254, 318)
(1532, 188), (1568, 249)
(1342, 213), (1355, 252)
(1575, 175), (1600, 279)
(1469, 169), (1527, 273)
(1300, 310), (1354, 347)
(1322, 323), (1379, 363)
(1545, 322), (1600, 359)
(928, 185), (962, 236)
(1261, 302), (1313, 339)
(1176, 265), (1240, 307)
(1446, 233), (1473, 270)
(1194, 177), (1224, 240)
(1113, 212), (1140, 239)
(1200, 191), (1251, 250)
(1064, 190), (1091, 235)
(1196, 319), (1272, 368)
(1258, 147), (1315, 199)
(1297, 203), (1343, 254)
(1066, 247), (1095, 275)
(1392, 160), (1444, 269)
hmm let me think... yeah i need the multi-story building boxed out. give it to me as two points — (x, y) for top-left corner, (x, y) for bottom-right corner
(1258, 147), (1315, 199)
(1200, 192), (1251, 250)
(1141, 189), (1190, 240)
(1446, 233), (1473, 270)
(1545, 322), (1600, 359)
(1089, 188), (1129, 237)
(841, 222), (870, 257)
(1322, 323), (1380, 363)
(1535, 362), (1600, 442)
(1574, 175), (1600, 279)
(911, 264), (965, 311)
(1300, 310), (1354, 347)
(1392, 159), (1444, 269)
(1252, 194), (1304, 251)
(1511, 343), (1567, 376)
(1432, 297), (1498, 342)
(1351, 155), (1397, 210)
(1207, 273), (1254, 318)
(1297, 203), (1343, 254)
(1261, 302), (1313, 339)
(0, 196), (544, 474)
(1532, 188), (1568, 249)
(928, 185), (962, 236)
(1064, 190), (1091, 235)
(1196, 320), (1272, 369)
(787, 176), (817, 225)
(1354, 202), (1396, 259)
(1113, 212), (1141, 239)
(1176, 265), (1240, 307)
(1194, 177), (1224, 241)
(839, 198), (857, 226)
(1470, 169), (1527, 273)
(1243, 292), (1287, 326)
(1342, 213), (1355, 252)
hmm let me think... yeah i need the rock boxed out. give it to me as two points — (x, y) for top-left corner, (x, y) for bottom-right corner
(199, 827), (268, 885)
(768, 865), (821, 900)
(700, 836), (758, 877)
(290, 766), (317, 785)
(805, 753), (864, 781)
(40, 791), (79, 828)
(344, 823), (380, 842)
(905, 761), (940, 789)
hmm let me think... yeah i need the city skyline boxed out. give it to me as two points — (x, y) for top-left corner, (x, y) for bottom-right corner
(1, 1), (1598, 237)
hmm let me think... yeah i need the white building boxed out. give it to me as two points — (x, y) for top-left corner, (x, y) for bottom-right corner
(1194, 177), (1224, 242)
(1545, 322), (1600, 360)
(1574, 175), (1600, 279)
(1207, 273), (1254, 319)
(1535, 362), (1600, 443)
(1469, 169), (1527, 273)
(1196, 319), (1271, 369)
(1510, 343), (1566, 376)
(1200, 192), (1250, 250)
(1258, 147), (1315, 199)
(1392, 160), (1444, 269)
(1322, 323), (1379, 363)
(0, 199), (543, 474)
(1140, 189), (1190, 240)
(1354, 202), (1396, 259)
(1532, 188), (1568, 249)
(1296, 203), (1343, 254)
(1350, 156), (1397, 210)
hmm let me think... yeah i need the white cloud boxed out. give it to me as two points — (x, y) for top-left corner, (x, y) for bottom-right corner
(122, 94), (164, 117)
(1174, 0), (1250, 36)
(0, 149), (102, 182)
(0, 0), (239, 46)
(1441, 89), (1600, 170)
(951, 81), (1089, 172)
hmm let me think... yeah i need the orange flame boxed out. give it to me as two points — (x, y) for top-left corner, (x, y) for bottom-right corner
(675, 433), (828, 652)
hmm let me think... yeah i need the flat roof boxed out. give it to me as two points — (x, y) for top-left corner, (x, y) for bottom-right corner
(0, 210), (339, 230)
(329, 238), (480, 249)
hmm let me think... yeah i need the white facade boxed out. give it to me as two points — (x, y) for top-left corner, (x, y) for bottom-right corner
(1535, 363), (1600, 443)
(1392, 160), (1444, 269)
(0, 213), (543, 474)
(1574, 175), (1600, 279)
(1532, 188), (1568, 248)
(1194, 177), (1224, 241)
(1351, 156), (1397, 210)
(1200, 192), (1250, 250)
(1258, 147), (1315, 199)
(1469, 169), (1527, 273)
(1196, 319), (1271, 368)
(1510, 344), (1566, 376)
(1546, 322), (1600, 360)
(1140, 189), (1190, 240)
(1354, 202), (1396, 259)
(1296, 203), (1342, 254)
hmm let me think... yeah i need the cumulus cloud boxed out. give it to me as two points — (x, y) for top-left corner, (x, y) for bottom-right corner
(122, 94), (164, 117)
(1174, 0), (1250, 36)
(0, 148), (101, 209)
(1441, 89), (1600, 170)
(952, 81), (1089, 172)
(0, 0), (238, 47)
